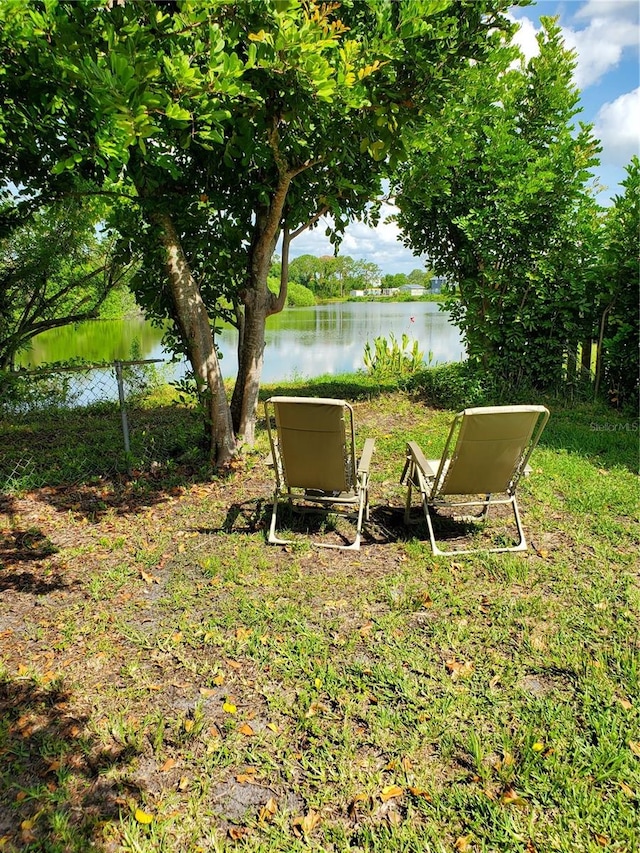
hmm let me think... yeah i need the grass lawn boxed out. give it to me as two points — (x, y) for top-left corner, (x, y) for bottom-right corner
(0, 384), (638, 852)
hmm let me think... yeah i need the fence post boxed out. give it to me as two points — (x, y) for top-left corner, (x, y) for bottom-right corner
(114, 361), (131, 471)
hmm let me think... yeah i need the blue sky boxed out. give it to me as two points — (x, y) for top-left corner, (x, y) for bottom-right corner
(291, 0), (640, 274)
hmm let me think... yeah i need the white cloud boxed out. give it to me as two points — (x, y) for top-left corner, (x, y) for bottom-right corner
(511, 15), (539, 63)
(594, 87), (640, 166)
(511, 3), (639, 90)
(575, 1), (639, 25)
(562, 18), (638, 89)
(287, 203), (426, 274)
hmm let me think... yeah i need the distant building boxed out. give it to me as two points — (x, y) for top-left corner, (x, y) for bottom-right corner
(429, 276), (448, 293)
(398, 284), (427, 296)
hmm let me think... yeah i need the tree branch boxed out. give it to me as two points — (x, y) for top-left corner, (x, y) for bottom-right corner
(269, 223), (291, 316)
(290, 204), (331, 240)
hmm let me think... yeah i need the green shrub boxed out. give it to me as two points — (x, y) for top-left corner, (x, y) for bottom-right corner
(99, 284), (141, 319)
(267, 277), (316, 308)
(286, 280), (316, 307)
(406, 361), (488, 410)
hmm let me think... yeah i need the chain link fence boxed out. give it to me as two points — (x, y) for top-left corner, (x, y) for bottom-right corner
(0, 360), (204, 492)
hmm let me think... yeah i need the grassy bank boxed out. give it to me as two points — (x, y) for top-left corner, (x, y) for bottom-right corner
(0, 381), (638, 852)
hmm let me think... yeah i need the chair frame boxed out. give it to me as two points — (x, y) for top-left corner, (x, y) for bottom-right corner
(401, 405), (549, 556)
(265, 396), (375, 550)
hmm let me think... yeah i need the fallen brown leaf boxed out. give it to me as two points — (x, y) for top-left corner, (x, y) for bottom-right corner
(348, 792), (369, 818)
(502, 788), (525, 805)
(228, 826), (248, 841)
(445, 659), (475, 681)
(386, 810), (402, 827)
(305, 702), (328, 718)
(619, 781), (636, 798)
(408, 786), (432, 800)
(139, 568), (159, 584)
(258, 797), (278, 823)
(293, 810), (321, 836)
(380, 784), (403, 802)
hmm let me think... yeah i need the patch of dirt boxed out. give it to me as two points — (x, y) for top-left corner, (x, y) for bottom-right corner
(519, 671), (576, 699)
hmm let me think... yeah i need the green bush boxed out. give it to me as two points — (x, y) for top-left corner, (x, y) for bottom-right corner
(406, 361), (488, 410)
(286, 279), (316, 307)
(267, 277), (316, 308)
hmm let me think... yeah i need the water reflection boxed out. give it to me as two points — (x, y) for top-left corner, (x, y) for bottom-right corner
(20, 318), (164, 366)
(19, 302), (464, 382)
(260, 302), (463, 381)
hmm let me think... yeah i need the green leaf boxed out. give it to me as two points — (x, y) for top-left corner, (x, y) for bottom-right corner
(165, 102), (191, 122)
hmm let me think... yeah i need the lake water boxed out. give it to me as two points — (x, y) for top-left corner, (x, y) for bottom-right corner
(19, 301), (465, 382)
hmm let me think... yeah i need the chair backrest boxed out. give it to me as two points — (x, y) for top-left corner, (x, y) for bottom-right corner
(266, 397), (356, 492)
(435, 405), (549, 496)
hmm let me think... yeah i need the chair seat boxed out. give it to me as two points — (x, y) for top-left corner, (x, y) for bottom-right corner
(304, 489), (358, 502)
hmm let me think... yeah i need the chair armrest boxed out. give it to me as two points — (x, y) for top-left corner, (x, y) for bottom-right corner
(406, 441), (438, 478)
(357, 438), (375, 476)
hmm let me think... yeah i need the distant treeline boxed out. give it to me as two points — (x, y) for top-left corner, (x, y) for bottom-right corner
(269, 253), (436, 305)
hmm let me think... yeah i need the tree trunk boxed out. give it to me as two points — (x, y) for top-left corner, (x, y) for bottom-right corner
(154, 212), (236, 467)
(230, 175), (293, 443)
(231, 287), (272, 443)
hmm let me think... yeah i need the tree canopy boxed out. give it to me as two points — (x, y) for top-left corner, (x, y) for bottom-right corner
(594, 157), (640, 407)
(393, 17), (601, 390)
(0, 198), (131, 370)
(287, 254), (381, 299)
(0, 0), (520, 463)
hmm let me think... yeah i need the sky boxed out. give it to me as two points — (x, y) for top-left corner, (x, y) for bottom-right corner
(289, 0), (640, 275)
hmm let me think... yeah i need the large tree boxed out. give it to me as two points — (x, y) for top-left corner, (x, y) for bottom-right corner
(393, 17), (601, 389)
(288, 254), (380, 299)
(594, 157), (640, 407)
(0, 0), (519, 463)
(0, 198), (131, 370)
